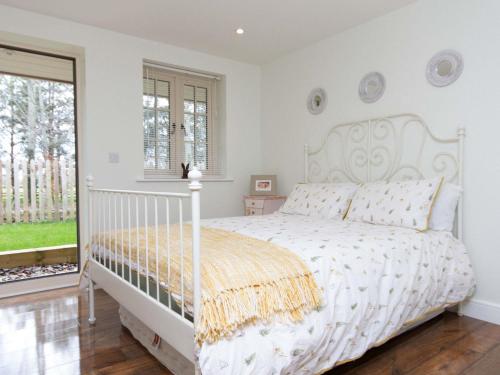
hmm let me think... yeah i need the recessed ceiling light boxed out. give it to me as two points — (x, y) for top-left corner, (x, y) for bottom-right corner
(235, 28), (245, 35)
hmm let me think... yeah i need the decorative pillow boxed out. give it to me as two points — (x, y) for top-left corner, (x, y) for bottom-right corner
(279, 183), (358, 219)
(345, 177), (443, 231)
(429, 183), (462, 231)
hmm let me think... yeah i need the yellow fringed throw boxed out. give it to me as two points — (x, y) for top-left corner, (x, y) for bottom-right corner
(100, 224), (321, 344)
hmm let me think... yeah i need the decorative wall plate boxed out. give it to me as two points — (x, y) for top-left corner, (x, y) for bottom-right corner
(426, 50), (463, 87)
(359, 72), (385, 103)
(307, 88), (327, 115)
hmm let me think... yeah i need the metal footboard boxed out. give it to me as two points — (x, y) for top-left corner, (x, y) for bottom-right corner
(85, 168), (202, 369)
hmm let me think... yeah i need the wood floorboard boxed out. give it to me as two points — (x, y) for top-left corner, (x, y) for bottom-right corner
(463, 344), (500, 375)
(1, 287), (499, 374)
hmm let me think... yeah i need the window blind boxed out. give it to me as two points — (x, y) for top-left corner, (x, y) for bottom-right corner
(0, 47), (74, 83)
(143, 65), (223, 178)
(143, 67), (174, 173)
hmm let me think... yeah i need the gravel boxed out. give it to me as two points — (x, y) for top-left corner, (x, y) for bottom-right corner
(0, 263), (78, 282)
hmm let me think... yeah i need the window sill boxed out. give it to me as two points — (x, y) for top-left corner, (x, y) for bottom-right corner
(136, 177), (234, 183)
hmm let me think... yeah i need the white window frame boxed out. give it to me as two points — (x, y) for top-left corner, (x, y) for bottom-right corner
(143, 66), (217, 179)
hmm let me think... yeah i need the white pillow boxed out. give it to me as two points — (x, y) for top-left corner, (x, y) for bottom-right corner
(346, 177), (443, 231)
(279, 183), (358, 220)
(429, 183), (462, 231)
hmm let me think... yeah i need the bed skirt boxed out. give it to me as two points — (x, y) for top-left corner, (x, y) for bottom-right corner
(119, 305), (195, 375)
(120, 302), (445, 375)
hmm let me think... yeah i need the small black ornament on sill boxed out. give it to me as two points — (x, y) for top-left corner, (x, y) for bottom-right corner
(181, 163), (190, 179)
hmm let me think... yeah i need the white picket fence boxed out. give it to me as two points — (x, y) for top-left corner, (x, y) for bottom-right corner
(0, 158), (76, 224)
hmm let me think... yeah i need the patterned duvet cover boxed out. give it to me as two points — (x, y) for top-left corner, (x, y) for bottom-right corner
(197, 213), (475, 375)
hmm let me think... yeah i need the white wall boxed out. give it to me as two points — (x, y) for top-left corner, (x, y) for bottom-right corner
(0, 4), (262, 221)
(261, 0), (500, 316)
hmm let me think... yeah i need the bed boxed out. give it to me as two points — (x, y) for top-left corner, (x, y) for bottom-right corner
(85, 114), (475, 374)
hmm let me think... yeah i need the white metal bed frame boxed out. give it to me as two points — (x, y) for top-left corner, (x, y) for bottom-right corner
(86, 168), (203, 372)
(86, 113), (465, 374)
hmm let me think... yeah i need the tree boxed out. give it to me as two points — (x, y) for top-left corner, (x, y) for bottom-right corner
(0, 74), (75, 164)
(0, 75), (26, 165)
(36, 80), (75, 161)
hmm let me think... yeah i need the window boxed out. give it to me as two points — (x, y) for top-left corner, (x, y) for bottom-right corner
(143, 65), (220, 178)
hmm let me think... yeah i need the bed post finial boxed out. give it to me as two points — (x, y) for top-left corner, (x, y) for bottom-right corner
(188, 167), (202, 356)
(188, 167), (202, 191)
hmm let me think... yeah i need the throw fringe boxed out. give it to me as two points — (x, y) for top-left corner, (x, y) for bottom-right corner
(197, 272), (321, 344)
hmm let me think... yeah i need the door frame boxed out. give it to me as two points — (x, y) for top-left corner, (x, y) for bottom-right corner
(0, 42), (82, 291)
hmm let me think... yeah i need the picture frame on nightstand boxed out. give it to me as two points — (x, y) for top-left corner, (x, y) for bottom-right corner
(250, 175), (277, 196)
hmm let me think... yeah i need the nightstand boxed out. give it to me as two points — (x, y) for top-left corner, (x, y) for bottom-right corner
(244, 195), (287, 216)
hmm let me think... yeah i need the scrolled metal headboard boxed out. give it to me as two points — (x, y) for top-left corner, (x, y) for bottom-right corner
(304, 113), (465, 239)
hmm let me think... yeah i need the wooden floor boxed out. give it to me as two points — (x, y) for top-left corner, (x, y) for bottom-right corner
(0, 288), (499, 375)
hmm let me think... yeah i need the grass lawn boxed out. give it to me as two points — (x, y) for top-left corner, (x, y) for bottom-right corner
(0, 220), (77, 252)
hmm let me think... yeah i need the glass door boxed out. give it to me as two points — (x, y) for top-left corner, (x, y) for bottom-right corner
(0, 45), (79, 283)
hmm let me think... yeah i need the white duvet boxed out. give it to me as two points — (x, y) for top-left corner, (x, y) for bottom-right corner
(196, 213), (475, 375)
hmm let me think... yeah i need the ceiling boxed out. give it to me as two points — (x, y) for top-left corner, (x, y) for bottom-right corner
(0, 0), (417, 64)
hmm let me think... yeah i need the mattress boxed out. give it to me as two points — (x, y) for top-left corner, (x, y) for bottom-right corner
(95, 213), (475, 375)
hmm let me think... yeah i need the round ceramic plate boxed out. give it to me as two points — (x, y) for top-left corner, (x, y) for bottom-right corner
(359, 72), (385, 103)
(426, 49), (463, 87)
(307, 88), (327, 115)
